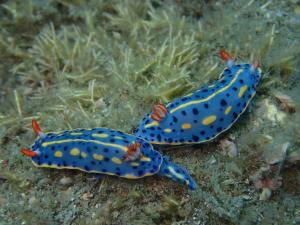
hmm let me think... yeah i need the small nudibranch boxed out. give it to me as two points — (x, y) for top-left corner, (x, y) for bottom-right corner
(134, 50), (262, 145)
(21, 119), (197, 190)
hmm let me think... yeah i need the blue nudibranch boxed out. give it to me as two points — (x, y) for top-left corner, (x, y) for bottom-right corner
(134, 50), (262, 145)
(21, 119), (197, 190)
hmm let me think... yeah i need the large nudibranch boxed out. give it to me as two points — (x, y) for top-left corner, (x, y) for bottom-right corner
(21, 119), (197, 190)
(134, 50), (262, 145)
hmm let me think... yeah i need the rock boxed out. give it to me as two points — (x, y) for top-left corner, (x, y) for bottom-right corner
(259, 188), (272, 201)
(219, 139), (238, 158)
(273, 91), (296, 114)
(59, 177), (73, 187)
(265, 142), (289, 165)
(28, 196), (38, 206)
(287, 149), (300, 163)
(258, 99), (286, 125)
(81, 192), (94, 200)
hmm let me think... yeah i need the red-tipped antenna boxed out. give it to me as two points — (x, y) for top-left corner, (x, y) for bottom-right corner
(252, 60), (260, 69)
(32, 118), (42, 135)
(21, 148), (38, 157)
(250, 60), (260, 74)
(219, 50), (235, 67)
(219, 50), (232, 61)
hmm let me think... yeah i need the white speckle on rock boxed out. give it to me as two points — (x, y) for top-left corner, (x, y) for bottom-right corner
(219, 139), (238, 158)
(259, 188), (272, 201)
(59, 177), (74, 187)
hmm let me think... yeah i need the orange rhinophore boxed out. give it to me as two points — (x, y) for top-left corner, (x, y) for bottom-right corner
(32, 118), (42, 135)
(150, 103), (168, 121)
(124, 141), (143, 161)
(219, 50), (232, 62)
(252, 60), (260, 69)
(21, 148), (38, 157)
(250, 60), (260, 74)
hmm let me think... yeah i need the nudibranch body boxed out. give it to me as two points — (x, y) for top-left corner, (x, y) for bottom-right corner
(134, 51), (262, 145)
(21, 120), (197, 190)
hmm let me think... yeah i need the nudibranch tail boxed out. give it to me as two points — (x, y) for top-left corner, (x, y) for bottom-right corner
(150, 103), (168, 121)
(158, 157), (197, 190)
(21, 148), (38, 157)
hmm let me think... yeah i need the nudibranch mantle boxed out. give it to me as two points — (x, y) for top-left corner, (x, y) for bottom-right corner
(135, 58), (262, 145)
(22, 123), (197, 190)
(30, 128), (162, 178)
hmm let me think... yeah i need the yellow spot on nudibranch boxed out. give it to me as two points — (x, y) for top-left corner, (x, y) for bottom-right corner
(111, 157), (122, 164)
(93, 153), (104, 161)
(181, 123), (192, 129)
(70, 148), (80, 156)
(114, 136), (124, 140)
(145, 121), (159, 128)
(238, 85), (248, 98)
(123, 172), (154, 179)
(81, 152), (88, 158)
(92, 133), (109, 138)
(131, 162), (139, 167)
(224, 106), (232, 115)
(168, 166), (184, 180)
(54, 151), (63, 158)
(70, 132), (83, 135)
(164, 128), (172, 133)
(185, 179), (190, 186)
(202, 115), (217, 125)
(140, 156), (151, 162)
(123, 174), (138, 179)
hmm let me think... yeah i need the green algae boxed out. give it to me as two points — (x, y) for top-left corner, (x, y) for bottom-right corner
(1, 0), (300, 224)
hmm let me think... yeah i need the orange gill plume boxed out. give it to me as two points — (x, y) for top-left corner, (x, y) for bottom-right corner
(21, 148), (38, 157)
(124, 141), (143, 161)
(150, 103), (168, 121)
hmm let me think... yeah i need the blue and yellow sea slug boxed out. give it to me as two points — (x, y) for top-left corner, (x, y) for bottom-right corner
(21, 119), (197, 190)
(134, 50), (262, 145)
